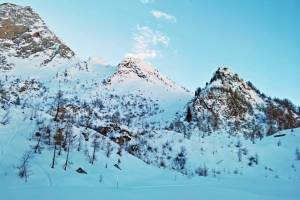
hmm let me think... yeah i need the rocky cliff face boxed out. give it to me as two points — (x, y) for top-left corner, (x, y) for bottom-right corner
(0, 3), (74, 69)
(172, 68), (300, 139)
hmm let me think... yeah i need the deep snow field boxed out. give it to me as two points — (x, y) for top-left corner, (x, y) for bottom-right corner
(0, 108), (299, 200)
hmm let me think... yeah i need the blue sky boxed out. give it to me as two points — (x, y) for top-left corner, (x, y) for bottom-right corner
(3, 0), (300, 105)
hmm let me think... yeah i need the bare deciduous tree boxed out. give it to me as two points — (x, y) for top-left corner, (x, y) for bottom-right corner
(63, 122), (75, 170)
(17, 151), (33, 182)
(91, 134), (100, 165)
(51, 129), (64, 168)
(33, 131), (42, 154)
(54, 89), (63, 122)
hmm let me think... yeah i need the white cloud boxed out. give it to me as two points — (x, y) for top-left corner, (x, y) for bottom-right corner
(151, 10), (176, 23)
(127, 25), (170, 60)
(140, 0), (154, 4)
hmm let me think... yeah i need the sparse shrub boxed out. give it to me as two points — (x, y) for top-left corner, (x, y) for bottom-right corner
(248, 154), (259, 166)
(195, 164), (208, 176)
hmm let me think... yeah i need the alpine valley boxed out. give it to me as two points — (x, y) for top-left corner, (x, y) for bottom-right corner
(0, 3), (300, 200)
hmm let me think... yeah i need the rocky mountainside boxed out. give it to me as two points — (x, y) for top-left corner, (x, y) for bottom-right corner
(0, 3), (74, 69)
(174, 68), (300, 140)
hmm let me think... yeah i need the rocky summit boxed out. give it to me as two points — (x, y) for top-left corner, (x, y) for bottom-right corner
(172, 68), (300, 139)
(0, 3), (74, 69)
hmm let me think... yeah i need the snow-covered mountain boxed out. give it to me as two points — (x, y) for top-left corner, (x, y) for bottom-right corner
(171, 67), (300, 140)
(0, 3), (74, 70)
(0, 3), (300, 200)
(105, 57), (188, 92)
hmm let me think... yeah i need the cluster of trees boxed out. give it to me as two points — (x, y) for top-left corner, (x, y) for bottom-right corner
(89, 93), (161, 129)
(172, 147), (187, 172)
(246, 81), (267, 99)
(32, 117), (118, 175)
(265, 101), (298, 135)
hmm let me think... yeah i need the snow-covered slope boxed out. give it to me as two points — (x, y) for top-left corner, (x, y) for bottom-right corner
(101, 57), (192, 126)
(1, 106), (299, 200)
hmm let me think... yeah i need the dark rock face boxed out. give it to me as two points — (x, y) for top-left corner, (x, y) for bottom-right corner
(0, 19), (29, 40)
(0, 3), (74, 67)
(173, 68), (300, 138)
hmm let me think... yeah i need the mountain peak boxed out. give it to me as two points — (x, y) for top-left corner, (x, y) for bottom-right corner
(0, 3), (74, 69)
(209, 67), (241, 85)
(0, 2), (22, 9)
(185, 66), (300, 137)
(101, 57), (190, 94)
(117, 57), (157, 77)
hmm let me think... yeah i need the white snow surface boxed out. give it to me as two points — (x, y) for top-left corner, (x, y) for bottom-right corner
(0, 43), (299, 200)
(0, 107), (299, 200)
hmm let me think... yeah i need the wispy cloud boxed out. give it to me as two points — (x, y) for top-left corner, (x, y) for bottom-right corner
(127, 25), (170, 60)
(150, 10), (177, 23)
(140, 0), (154, 4)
